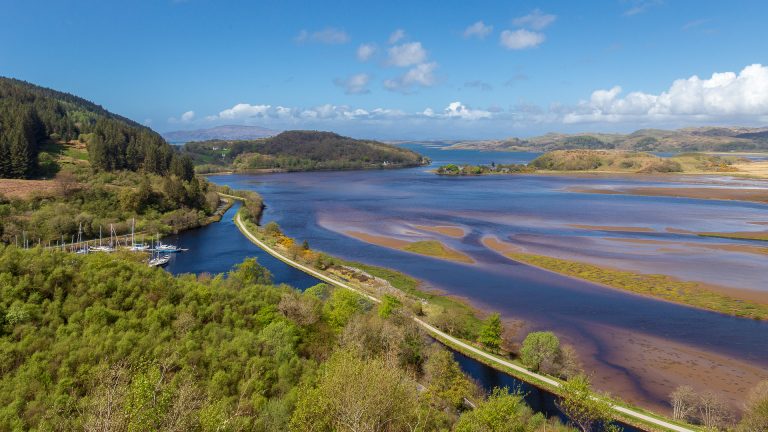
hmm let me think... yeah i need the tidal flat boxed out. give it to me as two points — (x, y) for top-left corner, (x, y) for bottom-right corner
(205, 147), (768, 414)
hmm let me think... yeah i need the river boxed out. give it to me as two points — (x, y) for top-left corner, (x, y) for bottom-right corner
(169, 143), (768, 415)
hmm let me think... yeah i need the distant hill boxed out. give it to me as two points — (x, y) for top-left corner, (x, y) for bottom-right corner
(163, 125), (279, 143)
(446, 126), (768, 153)
(0, 77), (188, 179)
(182, 130), (429, 172)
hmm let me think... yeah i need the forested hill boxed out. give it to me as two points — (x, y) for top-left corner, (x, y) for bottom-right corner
(182, 130), (428, 173)
(0, 77), (190, 179)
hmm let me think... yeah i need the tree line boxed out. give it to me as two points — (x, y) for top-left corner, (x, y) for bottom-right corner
(0, 77), (194, 180)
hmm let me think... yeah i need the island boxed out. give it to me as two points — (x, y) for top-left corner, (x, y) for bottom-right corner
(443, 127), (768, 153)
(181, 130), (429, 174)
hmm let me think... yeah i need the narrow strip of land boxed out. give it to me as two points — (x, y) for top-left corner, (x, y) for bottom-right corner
(233, 211), (695, 432)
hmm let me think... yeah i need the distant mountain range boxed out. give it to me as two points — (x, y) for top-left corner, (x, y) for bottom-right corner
(444, 126), (768, 152)
(162, 125), (279, 143)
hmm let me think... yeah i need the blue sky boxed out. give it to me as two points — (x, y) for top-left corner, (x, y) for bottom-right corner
(2, 0), (767, 139)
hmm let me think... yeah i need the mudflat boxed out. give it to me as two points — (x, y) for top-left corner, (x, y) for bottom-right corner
(346, 231), (474, 263)
(569, 185), (768, 204)
(579, 322), (768, 413)
(414, 224), (467, 238)
(568, 224), (656, 233)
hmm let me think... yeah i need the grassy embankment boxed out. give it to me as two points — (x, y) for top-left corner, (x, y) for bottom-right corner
(698, 231), (768, 242)
(498, 251), (768, 321)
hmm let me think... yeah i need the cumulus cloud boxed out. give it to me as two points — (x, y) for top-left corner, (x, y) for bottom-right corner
(202, 103), (409, 124)
(180, 111), (195, 122)
(356, 43), (376, 61)
(334, 73), (371, 94)
(384, 62), (438, 93)
(420, 102), (493, 120)
(206, 103), (272, 121)
(388, 29), (406, 44)
(463, 21), (493, 39)
(512, 9), (556, 30)
(443, 102), (492, 120)
(295, 27), (350, 44)
(387, 42), (427, 67)
(168, 110), (195, 123)
(563, 64), (768, 123)
(500, 29), (545, 50)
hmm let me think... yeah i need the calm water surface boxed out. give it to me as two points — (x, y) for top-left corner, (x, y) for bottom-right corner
(164, 202), (320, 290)
(178, 144), (768, 412)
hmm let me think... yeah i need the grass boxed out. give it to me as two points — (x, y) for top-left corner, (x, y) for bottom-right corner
(506, 253), (768, 320)
(333, 256), (483, 336)
(402, 240), (474, 263)
(699, 232), (768, 242)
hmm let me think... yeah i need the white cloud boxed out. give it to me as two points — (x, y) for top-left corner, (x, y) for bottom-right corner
(334, 73), (371, 94)
(295, 27), (350, 44)
(384, 62), (438, 92)
(512, 9), (556, 30)
(275, 106), (294, 118)
(388, 29), (406, 44)
(180, 110), (195, 122)
(463, 21), (493, 39)
(387, 42), (427, 67)
(500, 29), (545, 50)
(212, 103), (272, 120)
(563, 64), (768, 123)
(356, 43), (377, 61)
(168, 110), (196, 124)
(444, 102), (492, 120)
(201, 103), (408, 124)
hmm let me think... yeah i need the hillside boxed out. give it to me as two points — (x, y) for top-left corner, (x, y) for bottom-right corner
(446, 126), (768, 153)
(183, 130), (429, 173)
(0, 78), (218, 244)
(436, 150), (755, 176)
(0, 77), (189, 179)
(163, 124), (279, 143)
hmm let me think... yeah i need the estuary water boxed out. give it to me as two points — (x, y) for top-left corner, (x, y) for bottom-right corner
(177, 144), (767, 413)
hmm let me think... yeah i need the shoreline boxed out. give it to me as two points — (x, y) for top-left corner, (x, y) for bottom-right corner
(197, 161), (430, 177)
